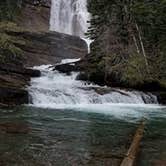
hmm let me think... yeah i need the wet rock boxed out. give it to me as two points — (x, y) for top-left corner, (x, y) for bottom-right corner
(0, 63), (40, 106)
(153, 91), (166, 104)
(53, 63), (80, 73)
(0, 122), (30, 134)
(0, 86), (29, 105)
(0, 63), (41, 77)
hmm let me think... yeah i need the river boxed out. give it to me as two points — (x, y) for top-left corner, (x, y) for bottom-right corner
(0, 105), (166, 165)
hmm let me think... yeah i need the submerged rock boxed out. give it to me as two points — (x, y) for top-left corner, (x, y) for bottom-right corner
(0, 122), (30, 134)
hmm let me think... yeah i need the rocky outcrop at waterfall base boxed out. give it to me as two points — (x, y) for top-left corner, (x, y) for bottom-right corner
(0, 26), (88, 108)
(3, 30), (87, 67)
(0, 63), (41, 107)
(78, 70), (166, 104)
(53, 60), (84, 73)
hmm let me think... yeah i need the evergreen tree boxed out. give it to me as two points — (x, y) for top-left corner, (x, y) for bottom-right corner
(86, 0), (166, 87)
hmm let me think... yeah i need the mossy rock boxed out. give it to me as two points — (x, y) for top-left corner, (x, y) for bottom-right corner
(0, 22), (25, 64)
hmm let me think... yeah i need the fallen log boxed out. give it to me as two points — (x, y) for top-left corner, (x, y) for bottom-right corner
(120, 121), (145, 166)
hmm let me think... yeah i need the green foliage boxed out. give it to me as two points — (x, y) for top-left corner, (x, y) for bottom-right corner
(86, 0), (166, 87)
(0, 33), (23, 56)
(122, 55), (148, 86)
(0, 22), (23, 32)
(0, 22), (25, 62)
(0, 0), (22, 21)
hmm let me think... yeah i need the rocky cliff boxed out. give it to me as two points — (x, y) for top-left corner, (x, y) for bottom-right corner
(0, 0), (88, 107)
(16, 0), (51, 31)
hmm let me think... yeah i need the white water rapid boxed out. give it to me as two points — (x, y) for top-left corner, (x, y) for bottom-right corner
(50, 0), (90, 38)
(28, 59), (158, 109)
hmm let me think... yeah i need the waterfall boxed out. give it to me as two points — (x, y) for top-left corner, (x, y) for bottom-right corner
(50, 0), (90, 38)
(28, 59), (158, 108)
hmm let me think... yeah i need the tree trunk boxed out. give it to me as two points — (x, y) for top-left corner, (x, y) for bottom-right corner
(120, 121), (145, 166)
(135, 23), (149, 73)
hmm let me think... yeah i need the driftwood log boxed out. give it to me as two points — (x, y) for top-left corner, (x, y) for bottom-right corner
(120, 121), (145, 166)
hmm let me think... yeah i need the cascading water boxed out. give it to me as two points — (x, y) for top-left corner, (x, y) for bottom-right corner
(28, 59), (158, 109)
(29, 1), (159, 108)
(50, 0), (90, 38)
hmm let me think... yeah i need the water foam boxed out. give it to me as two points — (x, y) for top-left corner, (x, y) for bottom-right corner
(29, 59), (159, 110)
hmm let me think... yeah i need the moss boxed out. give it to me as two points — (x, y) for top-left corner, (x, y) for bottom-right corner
(0, 22), (25, 62)
(0, 0), (22, 21)
(0, 32), (23, 57)
(121, 55), (149, 86)
(0, 21), (23, 32)
(159, 80), (166, 89)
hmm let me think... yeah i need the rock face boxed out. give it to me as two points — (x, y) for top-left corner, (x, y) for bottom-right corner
(0, 29), (87, 107)
(53, 61), (83, 73)
(0, 63), (41, 77)
(0, 0), (88, 107)
(0, 63), (41, 106)
(16, 0), (51, 32)
(0, 87), (29, 105)
(7, 31), (87, 67)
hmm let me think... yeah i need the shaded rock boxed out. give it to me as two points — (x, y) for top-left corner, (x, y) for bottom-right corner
(0, 71), (29, 88)
(6, 31), (88, 67)
(153, 91), (166, 105)
(53, 63), (80, 73)
(0, 86), (29, 105)
(0, 63), (41, 77)
(77, 71), (106, 86)
(76, 72), (89, 81)
(53, 59), (87, 74)
(0, 63), (40, 106)
(17, 0), (51, 32)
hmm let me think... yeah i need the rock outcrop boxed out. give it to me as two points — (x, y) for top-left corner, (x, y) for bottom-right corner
(6, 30), (87, 67)
(16, 0), (51, 32)
(0, 0), (88, 107)
(0, 63), (41, 106)
(0, 28), (88, 107)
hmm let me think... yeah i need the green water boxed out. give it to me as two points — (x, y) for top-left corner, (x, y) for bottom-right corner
(0, 105), (166, 166)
